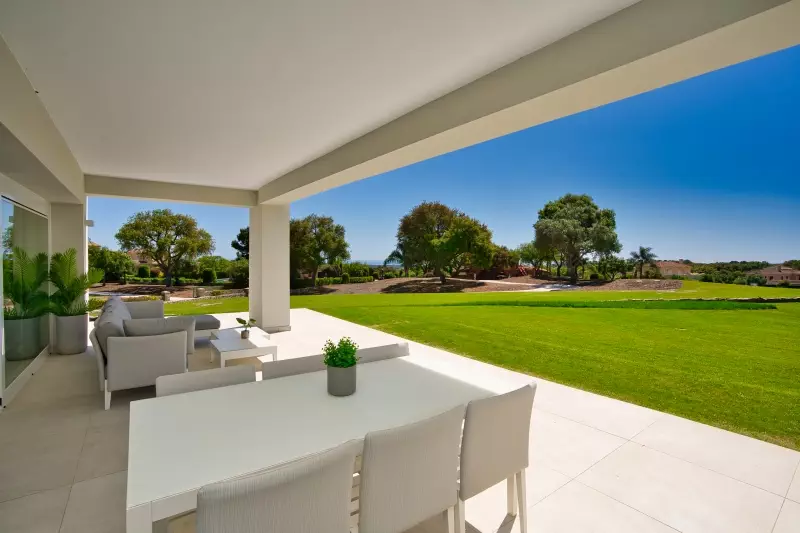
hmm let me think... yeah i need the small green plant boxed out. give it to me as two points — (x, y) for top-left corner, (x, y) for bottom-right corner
(341, 272), (350, 284)
(322, 337), (359, 368)
(236, 316), (257, 331)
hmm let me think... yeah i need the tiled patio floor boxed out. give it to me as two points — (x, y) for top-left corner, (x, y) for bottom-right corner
(1, 308), (798, 533)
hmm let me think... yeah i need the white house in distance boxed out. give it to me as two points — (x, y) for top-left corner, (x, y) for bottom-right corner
(1, 0), (799, 404)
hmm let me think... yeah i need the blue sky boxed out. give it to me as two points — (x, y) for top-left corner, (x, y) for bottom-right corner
(89, 45), (800, 263)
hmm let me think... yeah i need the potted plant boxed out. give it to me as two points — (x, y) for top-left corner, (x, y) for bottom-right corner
(236, 317), (257, 339)
(3, 247), (50, 360)
(49, 248), (104, 354)
(322, 337), (359, 396)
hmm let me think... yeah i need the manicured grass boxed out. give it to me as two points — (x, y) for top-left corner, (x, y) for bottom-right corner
(164, 281), (800, 448)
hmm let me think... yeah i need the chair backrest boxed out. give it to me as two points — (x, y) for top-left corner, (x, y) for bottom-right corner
(261, 343), (410, 380)
(196, 439), (361, 533)
(262, 354), (325, 380)
(359, 405), (465, 533)
(356, 342), (409, 363)
(459, 383), (536, 500)
(156, 366), (256, 397)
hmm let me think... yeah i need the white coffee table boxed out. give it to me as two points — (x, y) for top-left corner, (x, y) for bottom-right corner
(209, 327), (278, 367)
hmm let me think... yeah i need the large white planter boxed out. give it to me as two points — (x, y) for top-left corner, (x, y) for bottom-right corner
(54, 314), (88, 355)
(4, 315), (43, 361)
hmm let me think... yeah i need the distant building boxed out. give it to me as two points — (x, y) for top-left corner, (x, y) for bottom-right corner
(126, 249), (156, 267)
(654, 261), (692, 277)
(754, 265), (800, 286)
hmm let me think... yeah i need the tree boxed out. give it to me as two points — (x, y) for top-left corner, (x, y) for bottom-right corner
(396, 202), (493, 283)
(516, 241), (543, 271)
(289, 215), (350, 283)
(534, 194), (621, 284)
(198, 255), (232, 277)
(597, 254), (627, 281)
(629, 246), (658, 279)
(231, 227), (249, 259)
(384, 241), (410, 277)
(784, 259), (800, 270)
(88, 245), (135, 285)
(115, 209), (214, 286)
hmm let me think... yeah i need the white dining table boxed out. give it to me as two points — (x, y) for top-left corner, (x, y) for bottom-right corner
(126, 357), (495, 532)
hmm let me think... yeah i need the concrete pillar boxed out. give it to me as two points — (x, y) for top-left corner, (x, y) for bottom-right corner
(249, 204), (290, 332)
(50, 201), (87, 274)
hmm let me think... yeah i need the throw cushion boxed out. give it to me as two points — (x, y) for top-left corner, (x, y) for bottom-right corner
(123, 316), (196, 354)
(94, 310), (126, 358)
(103, 296), (132, 321)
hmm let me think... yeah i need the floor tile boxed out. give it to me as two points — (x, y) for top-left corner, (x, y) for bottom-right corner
(0, 423), (86, 502)
(524, 480), (678, 533)
(60, 471), (127, 533)
(578, 442), (784, 533)
(532, 380), (662, 439)
(452, 463), (570, 533)
(0, 486), (71, 533)
(633, 414), (800, 496)
(530, 409), (626, 478)
(787, 464), (800, 502)
(773, 499), (800, 533)
(74, 423), (129, 482)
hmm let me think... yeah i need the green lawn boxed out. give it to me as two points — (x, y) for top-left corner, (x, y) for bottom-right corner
(165, 281), (800, 448)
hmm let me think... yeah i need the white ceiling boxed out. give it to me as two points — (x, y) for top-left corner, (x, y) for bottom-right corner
(0, 0), (639, 190)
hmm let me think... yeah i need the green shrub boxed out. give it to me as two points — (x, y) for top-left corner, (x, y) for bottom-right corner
(733, 277), (747, 285)
(137, 265), (150, 278)
(88, 297), (106, 312)
(589, 273), (599, 280)
(322, 337), (359, 368)
(383, 271), (396, 279)
(341, 273), (351, 284)
(746, 274), (767, 286)
(201, 268), (217, 284)
(349, 276), (373, 284)
(670, 274), (686, 280)
(777, 280), (792, 288)
(229, 259), (249, 288)
(315, 277), (343, 286)
(123, 295), (160, 302)
(291, 278), (314, 289)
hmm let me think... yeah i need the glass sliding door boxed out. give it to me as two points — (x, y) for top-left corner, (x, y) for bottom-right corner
(3, 198), (50, 388)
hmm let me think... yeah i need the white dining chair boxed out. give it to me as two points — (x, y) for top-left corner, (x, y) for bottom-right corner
(196, 439), (362, 533)
(355, 342), (409, 363)
(155, 366), (256, 397)
(456, 383), (536, 533)
(358, 405), (466, 533)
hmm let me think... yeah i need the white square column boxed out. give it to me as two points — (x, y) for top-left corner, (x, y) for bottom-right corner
(50, 201), (88, 274)
(249, 204), (290, 332)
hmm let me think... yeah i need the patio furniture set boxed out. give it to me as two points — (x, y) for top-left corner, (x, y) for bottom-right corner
(107, 316), (537, 533)
(90, 297), (279, 409)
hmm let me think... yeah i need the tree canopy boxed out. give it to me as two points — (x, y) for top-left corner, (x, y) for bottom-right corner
(629, 246), (658, 278)
(231, 227), (249, 259)
(88, 245), (136, 284)
(396, 202), (493, 282)
(115, 209), (214, 286)
(289, 215), (350, 282)
(534, 194), (621, 284)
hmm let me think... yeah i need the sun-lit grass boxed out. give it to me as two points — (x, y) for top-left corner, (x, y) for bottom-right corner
(164, 281), (800, 448)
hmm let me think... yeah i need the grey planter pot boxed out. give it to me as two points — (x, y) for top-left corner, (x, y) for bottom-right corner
(327, 365), (357, 397)
(4, 316), (43, 361)
(54, 314), (88, 355)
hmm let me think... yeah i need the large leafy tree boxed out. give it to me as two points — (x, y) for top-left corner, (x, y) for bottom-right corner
(198, 255), (232, 277)
(534, 194), (621, 284)
(289, 215), (350, 283)
(597, 254), (628, 281)
(88, 245), (135, 284)
(115, 209), (214, 286)
(231, 227), (249, 259)
(396, 202), (493, 283)
(629, 246), (658, 278)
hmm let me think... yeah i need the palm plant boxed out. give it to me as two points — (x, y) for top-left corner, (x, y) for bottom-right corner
(629, 246), (657, 279)
(384, 241), (410, 277)
(49, 248), (104, 316)
(3, 247), (49, 319)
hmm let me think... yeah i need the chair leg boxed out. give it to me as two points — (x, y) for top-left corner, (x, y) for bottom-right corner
(455, 498), (465, 533)
(506, 475), (517, 516)
(446, 506), (455, 533)
(104, 385), (111, 411)
(515, 469), (528, 533)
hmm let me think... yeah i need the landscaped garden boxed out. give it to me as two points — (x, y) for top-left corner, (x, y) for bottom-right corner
(164, 280), (800, 449)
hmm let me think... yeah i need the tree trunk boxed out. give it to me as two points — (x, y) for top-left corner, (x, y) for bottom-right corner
(569, 266), (579, 285)
(404, 266), (409, 278)
(164, 270), (173, 287)
(311, 267), (318, 284)
(439, 272), (446, 283)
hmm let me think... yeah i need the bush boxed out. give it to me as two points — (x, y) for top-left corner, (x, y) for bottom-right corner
(291, 278), (314, 289)
(201, 268), (217, 285)
(315, 277), (343, 286)
(670, 274), (686, 280)
(589, 273), (599, 280)
(343, 262), (371, 277)
(124, 295), (160, 302)
(383, 271), (396, 279)
(733, 277), (747, 285)
(777, 280), (792, 288)
(341, 273), (350, 284)
(746, 274), (767, 286)
(229, 259), (249, 288)
(137, 265), (150, 278)
(349, 276), (373, 284)
(317, 265), (338, 278)
(322, 337), (359, 368)
(88, 297), (105, 312)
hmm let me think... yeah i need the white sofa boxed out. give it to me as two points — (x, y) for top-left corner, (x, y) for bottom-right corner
(89, 297), (220, 409)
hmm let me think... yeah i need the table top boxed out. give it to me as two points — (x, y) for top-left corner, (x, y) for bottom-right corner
(127, 357), (494, 509)
(210, 329), (276, 353)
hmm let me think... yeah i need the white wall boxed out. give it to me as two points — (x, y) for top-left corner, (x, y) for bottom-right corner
(249, 204), (290, 332)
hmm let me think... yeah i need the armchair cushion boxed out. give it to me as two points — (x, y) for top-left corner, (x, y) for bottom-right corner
(123, 316), (196, 354)
(94, 307), (128, 358)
